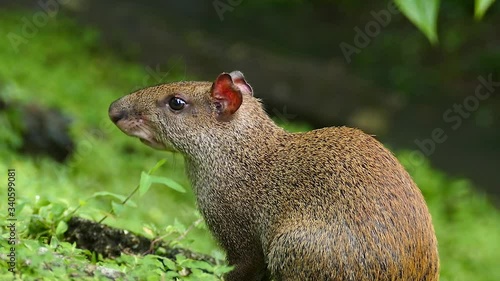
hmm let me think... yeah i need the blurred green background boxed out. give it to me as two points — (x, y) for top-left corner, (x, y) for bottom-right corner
(0, 0), (499, 280)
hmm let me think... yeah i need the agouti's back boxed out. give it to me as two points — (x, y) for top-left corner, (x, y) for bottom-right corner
(258, 127), (439, 280)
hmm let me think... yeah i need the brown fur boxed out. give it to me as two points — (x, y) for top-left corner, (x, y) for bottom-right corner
(109, 73), (439, 281)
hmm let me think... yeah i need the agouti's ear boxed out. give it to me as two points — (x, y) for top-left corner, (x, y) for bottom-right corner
(229, 71), (253, 96)
(211, 73), (243, 119)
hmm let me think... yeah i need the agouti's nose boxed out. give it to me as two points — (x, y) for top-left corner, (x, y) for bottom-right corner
(108, 101), (127, 123)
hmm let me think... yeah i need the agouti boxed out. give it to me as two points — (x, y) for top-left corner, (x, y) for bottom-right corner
(109, 71), (439, 281)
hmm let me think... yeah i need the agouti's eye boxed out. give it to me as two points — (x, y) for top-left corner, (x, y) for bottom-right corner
(168, 97), (186, 111)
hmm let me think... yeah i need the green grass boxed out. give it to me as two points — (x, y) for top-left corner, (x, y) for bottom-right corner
(0, 10), (499, 280)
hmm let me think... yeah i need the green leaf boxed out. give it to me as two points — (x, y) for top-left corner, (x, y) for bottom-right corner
(89, 191), (137, 207)
(90, 191), (128, 202)
(125, 200), (137, 208)
(148, 158), (168, 174)
(214, 265), (235, 276)
(111, 201), (125, 216)
(51, 203), (68, 220)
(157, 256), (177, 271)
(175, 254), (187, 263)
(173, 219), (187, 233)
(395, 0), (440, 44)
(50, 236), (60, 248)
(55, 221), (68, 235)
(78, 199), (87, 207)
(180, 260), (214, 272)
(139, 171), (153, 196)
(475, 0), (496, 20)
(164, 271), (181, 278)
(149, 175), (186, 193)
(38, 205), (52, 222)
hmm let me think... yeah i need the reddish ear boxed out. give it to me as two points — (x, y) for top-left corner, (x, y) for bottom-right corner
(229, 71), (253, 96)
(211, 73), (243, 119)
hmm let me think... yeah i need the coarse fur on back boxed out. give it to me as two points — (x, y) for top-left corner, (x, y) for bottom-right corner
(109, 71), (439, 281)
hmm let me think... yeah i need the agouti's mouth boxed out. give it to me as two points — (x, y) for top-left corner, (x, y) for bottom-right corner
(111, 117), (170, 151)
(138, 137), (166, 150)
(116, 123), (166, 150)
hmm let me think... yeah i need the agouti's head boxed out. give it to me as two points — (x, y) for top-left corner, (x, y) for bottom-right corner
(108, 71), (268, 156)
